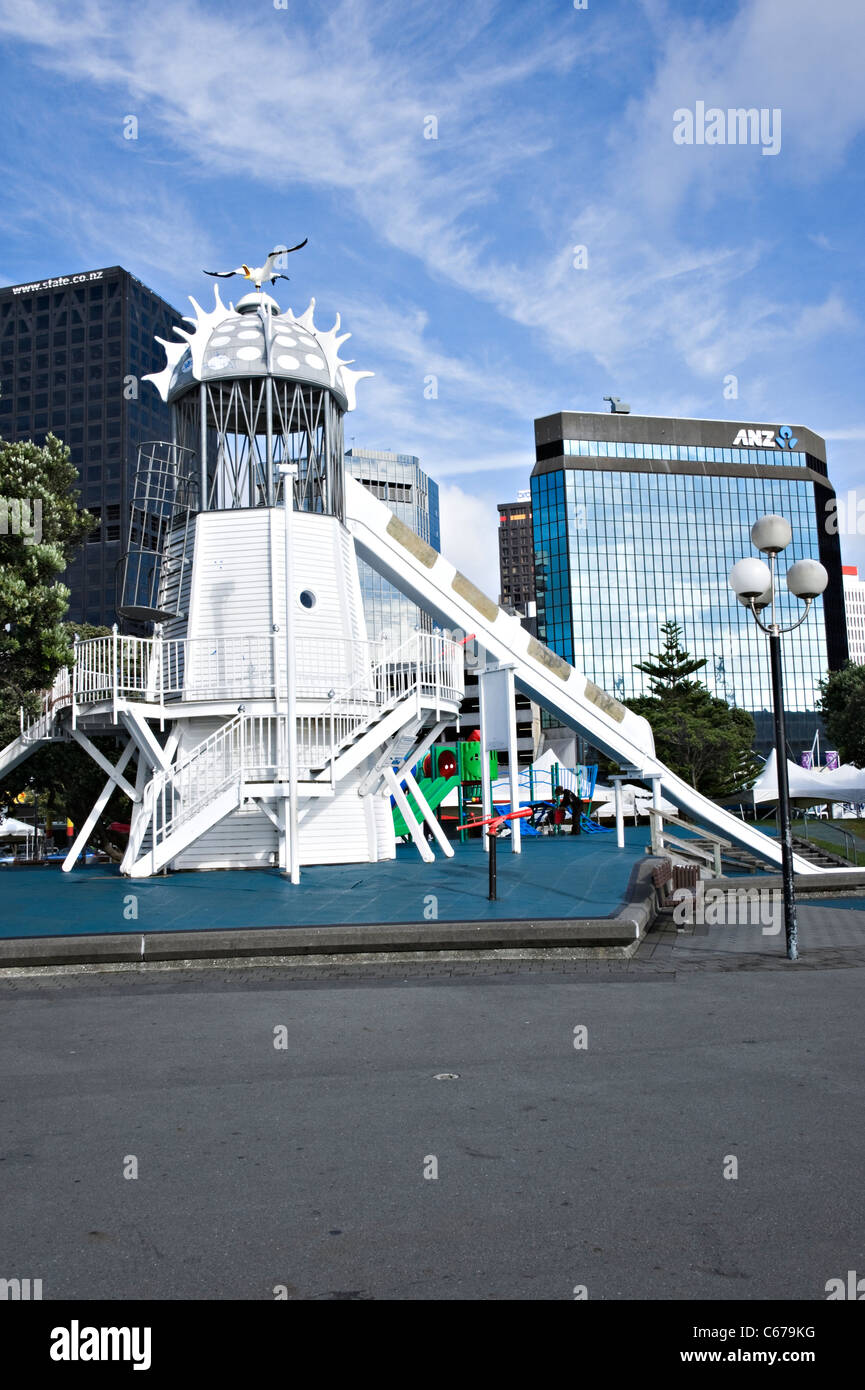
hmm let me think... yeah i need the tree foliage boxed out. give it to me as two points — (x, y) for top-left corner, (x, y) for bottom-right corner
(6, 737), (132, 851)
(634, 618), (708, 694)
(627, 622), (762, 798)
(0, 433), (95, 747)
(0, 432), (123, 845)
(818, 662), (865, 767)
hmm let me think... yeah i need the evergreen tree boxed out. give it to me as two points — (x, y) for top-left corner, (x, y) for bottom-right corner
(0, 432), (126, 849)
(0, 432), (95, 746)
(818, 662), (865, 766)
(634, 618), (707, 694)
(627, 622), (761, 798)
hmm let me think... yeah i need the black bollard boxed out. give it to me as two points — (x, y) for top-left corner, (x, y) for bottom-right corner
(488, 828), (497, 901)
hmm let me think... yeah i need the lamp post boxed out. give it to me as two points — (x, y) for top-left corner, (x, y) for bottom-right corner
(729, 514), (828, 962)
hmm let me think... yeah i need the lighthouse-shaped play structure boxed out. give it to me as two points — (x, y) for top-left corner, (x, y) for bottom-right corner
(0, 252), (833, 881)
(6, 262), (466, 879)
(117, 275), (468, 878)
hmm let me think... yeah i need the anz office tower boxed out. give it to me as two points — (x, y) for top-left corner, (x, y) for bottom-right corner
(531, 412), (848, 754)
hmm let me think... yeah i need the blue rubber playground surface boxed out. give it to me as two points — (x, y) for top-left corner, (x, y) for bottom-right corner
(0, 828), (649, 939)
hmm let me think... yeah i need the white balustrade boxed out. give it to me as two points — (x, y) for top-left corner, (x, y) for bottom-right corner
(21, 631), (465, 749)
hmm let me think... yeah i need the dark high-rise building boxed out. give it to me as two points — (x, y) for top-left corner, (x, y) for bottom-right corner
(0, 266), (182, 627)
(497, 490), (536, 613)
(531, 410), (849, 754)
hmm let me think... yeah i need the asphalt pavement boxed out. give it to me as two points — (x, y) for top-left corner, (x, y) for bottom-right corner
(2, 905), (864, 1301)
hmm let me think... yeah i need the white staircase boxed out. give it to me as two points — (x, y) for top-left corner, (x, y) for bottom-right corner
(126, 635), (462, 875)
(0, 669), (72, 778)
(0, 729), (51, 779)
(129, 716), (245, 875)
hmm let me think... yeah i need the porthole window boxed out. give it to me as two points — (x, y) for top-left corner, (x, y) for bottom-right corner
(299, 589), (316, 610)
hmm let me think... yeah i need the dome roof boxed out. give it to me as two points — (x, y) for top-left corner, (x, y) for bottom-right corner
(143, 285), (372, 411)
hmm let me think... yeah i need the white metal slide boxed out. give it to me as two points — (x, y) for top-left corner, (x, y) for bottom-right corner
(345, 474), (824, 876)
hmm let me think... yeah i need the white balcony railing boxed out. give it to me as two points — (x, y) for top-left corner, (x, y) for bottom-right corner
(130, 633), (466, 862)
(23, 631), (464, 739)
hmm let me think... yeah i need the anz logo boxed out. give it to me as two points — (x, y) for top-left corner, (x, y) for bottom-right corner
(732, 425), (798, 449)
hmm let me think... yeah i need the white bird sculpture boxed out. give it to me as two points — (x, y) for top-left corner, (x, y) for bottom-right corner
(204, 240), (308, 290)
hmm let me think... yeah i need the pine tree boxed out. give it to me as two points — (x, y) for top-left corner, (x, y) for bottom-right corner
(634, 619), (707, 695)
(628, 621), (761, 798)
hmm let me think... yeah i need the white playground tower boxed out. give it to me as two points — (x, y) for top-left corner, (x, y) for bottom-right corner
(3, 281), (465, 879)
(0, 264), (837, 882)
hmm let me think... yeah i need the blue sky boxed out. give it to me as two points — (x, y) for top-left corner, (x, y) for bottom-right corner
(0, 0), (863, 592)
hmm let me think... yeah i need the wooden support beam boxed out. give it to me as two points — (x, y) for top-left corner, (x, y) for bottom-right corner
(69, 729), (140, 801)
(62, 740), (137, 873)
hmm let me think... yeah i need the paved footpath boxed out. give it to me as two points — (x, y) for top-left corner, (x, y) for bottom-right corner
(1, 902), (864, 1301)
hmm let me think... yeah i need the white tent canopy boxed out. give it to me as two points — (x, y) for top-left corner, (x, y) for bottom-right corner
(0, 815), (44, 838)
(487, 752), (679, 818)
(490, 749), (591, 804)
(594, 783), (677, 818)
(749, 750), (865, 805)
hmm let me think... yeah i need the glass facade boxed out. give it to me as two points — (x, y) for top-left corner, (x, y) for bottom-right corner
(532, 431), (844, 728)
(345, 448), (440, 646)
(0, 267), (181, 629)
(562, 438), (809, 469)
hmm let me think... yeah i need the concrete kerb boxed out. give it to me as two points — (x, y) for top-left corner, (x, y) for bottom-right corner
(708, 868), (865, 898)
(0, 859), (661, 970)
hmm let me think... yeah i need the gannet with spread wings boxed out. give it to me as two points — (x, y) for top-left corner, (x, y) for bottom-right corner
(204, 240), (308, 290)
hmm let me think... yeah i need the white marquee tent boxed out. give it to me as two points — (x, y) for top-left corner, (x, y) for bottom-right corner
(0, 815), (44, 839)
(488, 752), (678, 819)
(748, 750), (865, 806)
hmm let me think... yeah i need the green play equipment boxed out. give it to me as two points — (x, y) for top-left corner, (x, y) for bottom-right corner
(391, 736), (498, 840)
(391, 774), (461, 838)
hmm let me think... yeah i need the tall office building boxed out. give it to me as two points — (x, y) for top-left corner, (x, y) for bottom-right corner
(843, 566), (865, 664)
(531, 411), (848, 753)
(497, 490), (536, 613)
(345, 447), (440, 645)
(0, 266), (181, 627)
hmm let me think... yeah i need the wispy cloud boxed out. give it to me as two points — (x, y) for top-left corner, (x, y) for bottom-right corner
(1, 0), (860, 393)
(1, 0), (863, 590)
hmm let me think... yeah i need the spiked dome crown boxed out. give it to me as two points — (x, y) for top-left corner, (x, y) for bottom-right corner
(143, 285), (373, 412)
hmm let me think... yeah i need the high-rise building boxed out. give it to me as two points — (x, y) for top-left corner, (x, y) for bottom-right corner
(497, 490), (535, 613)
(345, 447), (440, 645)
(531, 410), (848, 753)
(843, 566), (865, 664)
(0, 266), (182, 628)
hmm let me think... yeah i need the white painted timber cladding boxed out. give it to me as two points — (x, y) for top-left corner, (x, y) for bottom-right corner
(372, 788), (397, 860)
(169, 760), (391, 870)
(186, 508), (368, 646)
(158, 516), (195, 642)
(186, 509), (274, 641)
(170, 797), (275, 870)
(147, 505), (393, 871)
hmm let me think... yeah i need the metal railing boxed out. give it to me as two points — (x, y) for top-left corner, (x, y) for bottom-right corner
(21, 630), (443, 731)
(298, 631), (465, 784)
(21, 666), (72, 743)
(144, 715), (245, 859)
(125, 633), (464, 860)
(796, 813), (864, 867)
